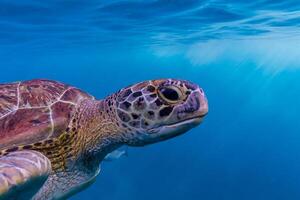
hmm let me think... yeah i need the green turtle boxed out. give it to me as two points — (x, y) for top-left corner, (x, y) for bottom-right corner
(0, 79), (208, 200)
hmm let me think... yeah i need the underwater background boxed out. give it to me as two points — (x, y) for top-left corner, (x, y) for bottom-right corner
(1, 0), (300, 199)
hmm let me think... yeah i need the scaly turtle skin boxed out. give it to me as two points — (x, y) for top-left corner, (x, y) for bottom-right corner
(0, 79), (208, 200)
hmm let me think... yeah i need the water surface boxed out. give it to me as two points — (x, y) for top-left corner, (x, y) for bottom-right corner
(1, 1), (300, 200)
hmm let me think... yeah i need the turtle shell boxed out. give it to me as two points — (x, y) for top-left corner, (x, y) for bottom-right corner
(0, 79), (94, 150)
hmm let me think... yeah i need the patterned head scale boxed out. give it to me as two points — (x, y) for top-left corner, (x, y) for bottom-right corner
(114, 79), (208, 146)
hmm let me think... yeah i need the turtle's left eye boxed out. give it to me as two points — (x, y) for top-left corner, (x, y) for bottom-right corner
(158, 86), (182, 103)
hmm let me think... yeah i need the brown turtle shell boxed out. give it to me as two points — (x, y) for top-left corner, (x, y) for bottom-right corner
(0, 79), (94, 150)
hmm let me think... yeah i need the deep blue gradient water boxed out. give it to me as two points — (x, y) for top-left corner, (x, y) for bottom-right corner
(1, 1), (300, 200)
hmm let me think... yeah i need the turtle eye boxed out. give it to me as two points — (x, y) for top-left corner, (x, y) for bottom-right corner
(158, 86), (182, 103)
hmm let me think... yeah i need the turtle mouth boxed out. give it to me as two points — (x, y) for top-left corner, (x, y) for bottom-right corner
(164, 115), (205, 128)
(148, 114), (207, 135)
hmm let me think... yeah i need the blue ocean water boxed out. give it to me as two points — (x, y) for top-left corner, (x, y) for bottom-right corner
(1, 0), (300, 199)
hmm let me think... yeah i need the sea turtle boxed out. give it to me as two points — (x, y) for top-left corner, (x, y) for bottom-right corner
(0, 79), (208, 200)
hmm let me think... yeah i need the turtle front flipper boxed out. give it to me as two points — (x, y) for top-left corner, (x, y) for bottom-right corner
(0, 150), (51, 200)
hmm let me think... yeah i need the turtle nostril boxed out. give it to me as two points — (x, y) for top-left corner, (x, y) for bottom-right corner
(185, 90), (191, 95)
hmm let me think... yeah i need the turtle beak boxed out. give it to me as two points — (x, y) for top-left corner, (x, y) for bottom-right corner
(197, 88), (209, 118)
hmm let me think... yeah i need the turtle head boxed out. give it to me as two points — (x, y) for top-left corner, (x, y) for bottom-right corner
(114, 79), (208, 146)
